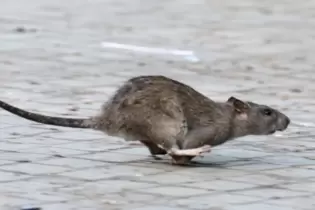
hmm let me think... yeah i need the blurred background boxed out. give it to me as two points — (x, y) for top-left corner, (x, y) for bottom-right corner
(0, 0), (315, 209)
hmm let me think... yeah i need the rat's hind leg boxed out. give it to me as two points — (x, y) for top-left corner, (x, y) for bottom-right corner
(168, 145), (211, 156)
(145, 118), (211, 163)
(168, 145), (211, 165)
(140, 140), (167, 160)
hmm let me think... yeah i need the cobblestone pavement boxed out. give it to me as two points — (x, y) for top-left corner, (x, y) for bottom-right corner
(1, 0), (315, 209)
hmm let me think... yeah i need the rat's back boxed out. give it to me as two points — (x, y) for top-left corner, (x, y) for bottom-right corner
(103, 75), (215, 113)
(97, 75), (220, 137)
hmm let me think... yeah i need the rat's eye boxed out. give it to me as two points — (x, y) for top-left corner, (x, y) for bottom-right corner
(263, 108), (272, 116)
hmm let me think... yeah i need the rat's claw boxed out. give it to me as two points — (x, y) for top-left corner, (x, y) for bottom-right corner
(194, 145), (211, 157)
(200, 145), (211, 153)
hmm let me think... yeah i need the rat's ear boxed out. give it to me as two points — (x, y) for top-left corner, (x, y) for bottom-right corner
(227, 96), (250, 113)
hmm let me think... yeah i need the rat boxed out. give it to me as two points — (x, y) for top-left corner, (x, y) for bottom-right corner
(0, 75), (290, 165)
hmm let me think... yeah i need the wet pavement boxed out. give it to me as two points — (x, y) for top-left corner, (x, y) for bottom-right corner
(1, 0), (315, 209)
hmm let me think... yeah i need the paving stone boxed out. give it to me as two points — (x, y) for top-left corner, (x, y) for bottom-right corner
(36, 157), (108, 169)
(1, 126), (56, 139)
(92, 191), (163, 204)
(0, 170), (30, 182)
(182, 179), (258, 191)
(173, 193), (262, 209)
(280, 181), (315, 193)
(226, 203), (298, 210)
(138, 172), (210, 184)
(177, 168), (250, 179)
(1, 0), (315, 209)
(59, 164), (162, 181)
(0, 163), (70, 175)
(75, 151), (150, 163)
(0, 195), (40, 210)
(38, 200), (144, 210)
(6, 136), (73, 145)
(0, 141), (41, 151)
(136, 186), (211, 197)
(0, 160), (14, 165)
(58, 167), (122, 181)
(262, 156), (315, 167)
(19, 145), (89, 156)
(263, 168), (315, 179)
(114, 146), (155, 156)
(0, 175), (82, 193)
(42, 130), (108, 141)
(128, 206), (189, 210)
(233, 187), (310, 199)
(226, 162), (286, 171)
(211, 148), (272, 159)
(0, 151), (49, 162)
(59, 179), (158, 196)
(225, 174), (294, 185)
(266, 196), (315, 209)
(56, 140), (127, 152)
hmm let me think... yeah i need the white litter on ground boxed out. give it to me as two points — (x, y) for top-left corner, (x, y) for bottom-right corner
(101, 41), (200, 62)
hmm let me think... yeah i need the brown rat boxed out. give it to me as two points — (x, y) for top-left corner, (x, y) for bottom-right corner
(0, 75), (290, 165)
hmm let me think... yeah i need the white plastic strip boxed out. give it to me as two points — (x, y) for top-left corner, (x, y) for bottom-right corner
(101, 42), (200, 62)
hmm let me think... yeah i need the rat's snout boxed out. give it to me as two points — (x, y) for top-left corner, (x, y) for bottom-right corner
(277, 114), (290, 131)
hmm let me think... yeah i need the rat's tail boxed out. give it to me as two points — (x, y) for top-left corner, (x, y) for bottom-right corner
(0, 100), (94, 129)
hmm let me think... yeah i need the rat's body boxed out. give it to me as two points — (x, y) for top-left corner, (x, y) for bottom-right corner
(0, 75), (290, 165)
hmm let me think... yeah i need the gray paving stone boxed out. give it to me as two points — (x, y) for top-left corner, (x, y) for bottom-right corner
(173, 193), (262, 209)
(59, 179), (159, 196)
(76, 151), (149, 163)
(19, 145), (89, 156)
(263, 168), (315, 179)
(176, 168), (251, 179)
(92, 191), (163, 204)
(1, 126), (57, 138)
(0, 170), (30, 182)
(36, 157), (108, 169)
(0, 175), (82, 194)
(59, 164), (162, 181)
(227, 203), (298, 210)
(1, 0), (315, 209)
(266, 196), (315, 209)
(211, 148), (272, 159)
(261, 155), (315, 167)
(39, 200), (146, 210)
(192, 154), (244, 165)
(182, 179), (258, 191)
(233, 187), (310, 199)
(0, 160), (14, 165)
(0, 163), (70, 175)
(42, 130), (106, 141)
(225, 174), (294, 185)
(226, 162), (286, 171)
(56, 139), (127, 152)
(114, 146), (156, 156)
(58, 167), (124, 181)
(6, 136), (73, 145)
(18, 191), (70, 203)
(137, 172), (210, 185)
(0, 151), (49, 162)
(280, 181), (315, 193)
(128, 206), (189, 210)
(0, 196), (40, 210)
(136, 186), (211, 197)
(0, 141), (41, 151)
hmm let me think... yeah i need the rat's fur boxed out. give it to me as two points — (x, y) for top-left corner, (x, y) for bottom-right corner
(0, 75), (290, 165)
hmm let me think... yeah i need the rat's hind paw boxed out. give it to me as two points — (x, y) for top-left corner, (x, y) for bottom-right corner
(168, 145), (211, 157)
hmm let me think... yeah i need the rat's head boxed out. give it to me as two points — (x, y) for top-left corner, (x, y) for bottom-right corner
(227, 96), (290, 136)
